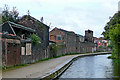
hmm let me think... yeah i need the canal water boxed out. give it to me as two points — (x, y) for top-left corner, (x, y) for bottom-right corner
(59, 54), (120, 78)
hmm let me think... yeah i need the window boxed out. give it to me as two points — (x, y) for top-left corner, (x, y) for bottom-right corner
(21, 47), (25, 55)
(26, 43), (32, 55)
(50, 35), (55, 41)
(57, 35), (62, 40)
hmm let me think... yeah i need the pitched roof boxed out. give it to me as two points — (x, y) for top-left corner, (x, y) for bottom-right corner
(76, 34), (84, 37)
(20, 15), (49, 28)
(56, 28), (75, 34)
(53, 27), (84, 37)
(7, 21), (36, 32)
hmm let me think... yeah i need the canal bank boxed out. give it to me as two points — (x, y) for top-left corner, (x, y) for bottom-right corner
(2, 52), (111, 79)
(42, 52), (111, 79)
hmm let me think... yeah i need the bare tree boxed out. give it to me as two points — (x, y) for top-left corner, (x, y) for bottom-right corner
(2, 4), (19, 23)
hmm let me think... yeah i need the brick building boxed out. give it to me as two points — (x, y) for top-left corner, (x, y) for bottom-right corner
(49, 27), (77, 53)
(94, 37), (108, 47)
(1, 19), (50, 66)
(1, 21), (36, 66)
(18, 15), (49, 49)
(85, 29), (94, 42)
(18, 15), (50, 63)
(75, 34), (84, 53)
(50, 27), (96, 54)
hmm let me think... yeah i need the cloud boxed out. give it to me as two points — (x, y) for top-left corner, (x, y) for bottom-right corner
(43, 0), (119, 37)
(0, 0), (119, 37)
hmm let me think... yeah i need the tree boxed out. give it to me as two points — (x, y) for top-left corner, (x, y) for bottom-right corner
(103, 11), (120, 59)
(102, 11), (120, 39)
(9, 7), (19, 22)
(2, 4), (19, 23)
(109, 24), (120, 58)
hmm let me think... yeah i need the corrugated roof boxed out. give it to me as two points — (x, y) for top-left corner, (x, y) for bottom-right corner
(7, 21), (36, 32)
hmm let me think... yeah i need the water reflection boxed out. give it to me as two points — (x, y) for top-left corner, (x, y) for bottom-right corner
(59, 54), (120, 79)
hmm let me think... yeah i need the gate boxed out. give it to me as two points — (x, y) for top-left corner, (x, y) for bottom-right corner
(7, 43), (20, 66)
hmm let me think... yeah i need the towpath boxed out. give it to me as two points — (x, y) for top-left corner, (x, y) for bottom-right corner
(2, 52), (111, 78)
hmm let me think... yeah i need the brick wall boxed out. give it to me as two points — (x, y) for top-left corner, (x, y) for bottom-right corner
(2, 38), (21, 67)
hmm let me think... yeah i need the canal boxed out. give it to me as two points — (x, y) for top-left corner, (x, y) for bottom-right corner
(59, 54), (120, 78)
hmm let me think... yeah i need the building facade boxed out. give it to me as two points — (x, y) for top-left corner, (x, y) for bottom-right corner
(49, 27), (77, 53)
(94, 37), (111, 51)
(94, 37), (108, 47)
(1, 19), (50, 66)
(18, 15), (50, 63)
(18, 15), (49, 49)
(50, 28), (96, 54)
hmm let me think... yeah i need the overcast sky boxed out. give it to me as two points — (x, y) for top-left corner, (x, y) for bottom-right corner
(0, 0), (119, 37)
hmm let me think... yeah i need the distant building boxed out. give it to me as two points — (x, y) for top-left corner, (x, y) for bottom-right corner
(94, 37), (111, 51)
(75, 34), (84, 53)
(49, 27), (77, 53)
(85, 29), (94, 43)
(94, 37), (108, 47)
(50, 27), (96, 53)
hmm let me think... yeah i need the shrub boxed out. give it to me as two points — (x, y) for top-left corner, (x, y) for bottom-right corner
(30, 34), (40, 45)
(49, 44), (58, 57)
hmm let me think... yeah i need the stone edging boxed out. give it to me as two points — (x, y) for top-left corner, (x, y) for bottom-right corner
(40, 52), (111, 80)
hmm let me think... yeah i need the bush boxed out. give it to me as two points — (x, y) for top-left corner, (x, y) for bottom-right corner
(107, 44), (113, 48)
(49, 44), (58, 57)
(30, 34), (40, 45)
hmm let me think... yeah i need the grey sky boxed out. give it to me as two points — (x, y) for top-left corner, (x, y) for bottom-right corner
(0, 0), (119, 37)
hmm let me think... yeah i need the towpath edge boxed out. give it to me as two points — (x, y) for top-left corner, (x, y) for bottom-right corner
(2, 52), (111, 79)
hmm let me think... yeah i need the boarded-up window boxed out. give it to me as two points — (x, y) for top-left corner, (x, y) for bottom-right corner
(26, 43), (31, 55)
(21, 47), (25, 55)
